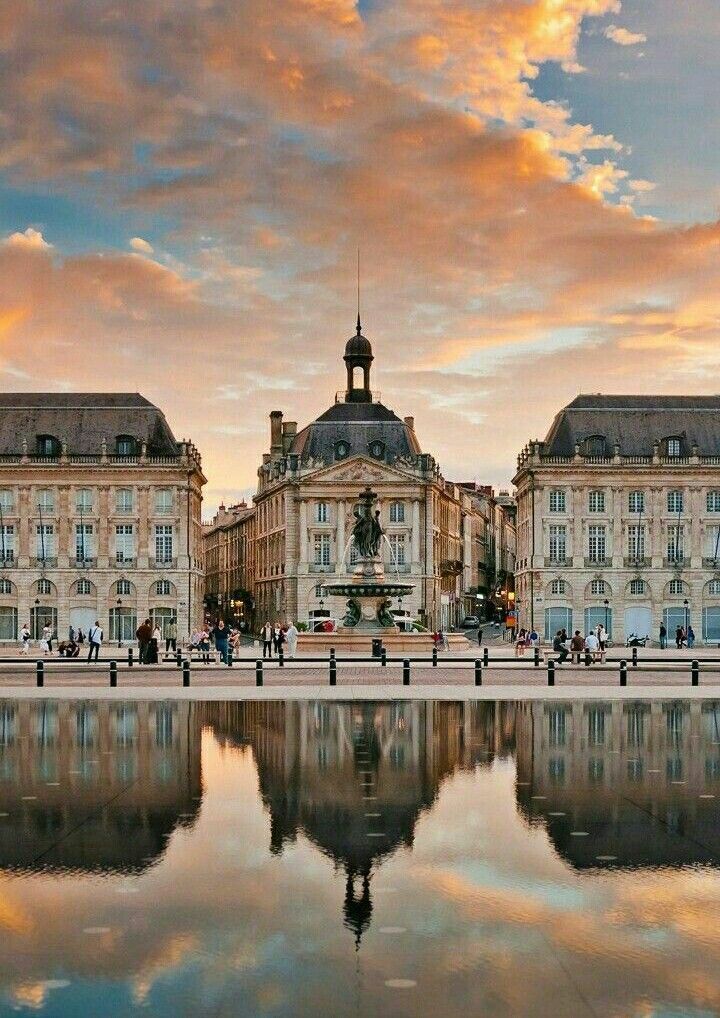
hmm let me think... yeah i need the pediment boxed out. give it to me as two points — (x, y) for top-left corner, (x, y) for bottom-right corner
(300, 455), (419, 486)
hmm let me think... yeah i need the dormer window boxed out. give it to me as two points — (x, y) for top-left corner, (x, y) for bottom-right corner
(334, 441), (350, 461)
(583, 435), (606, 456)
(665, 437), (682, 458)
(36, 435), (60, 457)
(369, 440), (385, 460)
(116, 435), (137, 456)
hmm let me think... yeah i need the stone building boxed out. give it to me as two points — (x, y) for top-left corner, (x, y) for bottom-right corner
(249, 319), (516, 631)
(0, 393), (205, 643)
(514, 394), (720, 644)
(202, 500), (255, 626)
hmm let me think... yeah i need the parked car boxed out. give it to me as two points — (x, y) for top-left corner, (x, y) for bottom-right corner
(461, 616), (480, 628)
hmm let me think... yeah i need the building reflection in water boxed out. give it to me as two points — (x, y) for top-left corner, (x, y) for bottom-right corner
(0, 700), (201, 873)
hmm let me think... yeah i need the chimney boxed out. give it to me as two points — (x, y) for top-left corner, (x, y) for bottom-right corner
(270, 410), (283, 454)
(404, 416), (415, 430)
(282, 421), (298, 453)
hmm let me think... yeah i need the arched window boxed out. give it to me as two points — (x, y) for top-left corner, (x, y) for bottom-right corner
(36, 435), (60, 456)
(155, 579), (171, 596)
(368, 440), (386, 460)
(115, 435), (137, 456)
(708, 580), (720, 596)
(0, 579), (12, 595)
(76, 579), (92, 595)
(629, 579), (646, 595)
(669, 578), (685, 595)
(583, 435), (606, 456)
(37, 578), (52, 595)
(590, 579), (606, 595)
(550, 579), (566, 595)
(334, 440), (349, 460)
(116, 579), (132, 596)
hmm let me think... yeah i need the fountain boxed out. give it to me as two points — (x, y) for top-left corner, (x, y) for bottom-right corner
(324, 486), (414, 631)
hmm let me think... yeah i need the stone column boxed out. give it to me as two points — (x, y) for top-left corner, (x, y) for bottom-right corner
(651, 487), (663, 567)
(611, 486), (623, 568)
(98, 487), (110, 567)
(412, 499), (421, 564)
(137, 487), (149, 567)
(690, 486), (702, 566)
(336, 499), (345, 572)
(572, 486), (584, 566)
(299, 500), (308, 567)
(58, 486), (70, 567)
(18, 486), (30, 567)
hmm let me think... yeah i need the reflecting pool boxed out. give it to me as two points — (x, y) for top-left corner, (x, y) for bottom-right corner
(1, 699), (720, 1015)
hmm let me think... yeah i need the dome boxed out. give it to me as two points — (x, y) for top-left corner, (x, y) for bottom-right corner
(344, 316), (373, 362)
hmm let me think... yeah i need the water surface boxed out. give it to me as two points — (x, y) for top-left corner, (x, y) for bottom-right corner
(0, 699), (719, 1016)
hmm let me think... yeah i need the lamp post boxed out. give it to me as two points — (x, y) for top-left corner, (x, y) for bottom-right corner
(684, 598), (689, 635)
(603, 598), (609, 637)
(116, 597), (123, 648)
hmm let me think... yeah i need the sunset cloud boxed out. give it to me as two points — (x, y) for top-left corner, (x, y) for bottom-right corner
(605, 24), (648, 45)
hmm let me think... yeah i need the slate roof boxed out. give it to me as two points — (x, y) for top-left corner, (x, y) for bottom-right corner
(0, 392), (180, 455)
(544, 394), (720, 457)
(290, 399), (422, 465)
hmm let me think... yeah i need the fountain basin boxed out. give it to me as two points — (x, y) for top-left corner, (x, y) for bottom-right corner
(323, 582), (414, 599)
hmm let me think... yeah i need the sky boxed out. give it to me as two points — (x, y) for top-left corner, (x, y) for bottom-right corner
(1, 0), (719, 514)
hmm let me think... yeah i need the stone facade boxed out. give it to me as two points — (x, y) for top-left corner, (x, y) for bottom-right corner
(202, 501), (255, 626)
(0, 394), (205, 644)
(514, 394), (720, 645)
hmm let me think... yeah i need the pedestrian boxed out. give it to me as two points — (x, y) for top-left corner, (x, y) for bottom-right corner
(199, 626), (211, 664)
(165, 619), (178, 655)
(19, 623), (30, 655)
(69, 625), (76, 642)
(515, 628), (527, 657)
(87, 620), (102, 662)
(659, 623), (667, 650)
(41, 623), (53, 654)
(149, 624), (161, 664)
(286, 621), (299, 659)
(213, 619), (230, 664)
(272, 624), (283, 655)
(675, 626), (684, 649)
(687, 624), (696, 648)
(528, 627), (539, 647)
(553, 630), (569, 663)
(261, 621), (273, 659)
(570, 630), (585, 663)
(477, 626), (483, 646)
(136, 618), (152, 664)
(597, 623), (607, 652)
(77, 627), (85, 644)
(585, 629), (600, 660)
(560, 627), (568, 644)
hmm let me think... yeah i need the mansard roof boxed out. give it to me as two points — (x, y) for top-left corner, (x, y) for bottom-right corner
(544, 394), (720, 457)
(290, 398), (422, 466)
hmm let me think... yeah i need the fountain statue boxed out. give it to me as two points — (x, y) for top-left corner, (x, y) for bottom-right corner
(324, 487), (414, 630)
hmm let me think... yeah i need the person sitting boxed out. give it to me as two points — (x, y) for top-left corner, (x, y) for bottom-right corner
(553, 630), (569, 663)
(58, 639), (80, 658)
(570, 630), (585, 663)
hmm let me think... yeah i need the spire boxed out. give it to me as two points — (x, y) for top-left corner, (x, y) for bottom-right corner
(356, 313), (361, 335)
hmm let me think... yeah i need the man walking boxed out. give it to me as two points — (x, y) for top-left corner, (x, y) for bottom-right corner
(87, 620), (103, 662)
(136, 618), (152, 664)
(659, 623), (667, 650)
(286, 621), (299, 659)
(261, 621), (273, 659)
(213, 619), (230, 664)
(166, 619), (178, 655)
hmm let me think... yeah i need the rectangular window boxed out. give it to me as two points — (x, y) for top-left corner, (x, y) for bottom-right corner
(667, 524), (684, 562)
(667, 438), (681, 457)
(0, 525), (14, 562)
(155, 525), (173, 563)
(75, 489), (93, 513)
(588, 490), (605, 513)
(390, 502), (405, 523)
(36, 524), (55, 559)
(549, 490), (566, 513)
(155, 489), (173, 514)
(588, 525), (606, 563)
(75, 524), (94, 561)
(628, 490), (645, 514)
(36, 490), (54, 512)
(667, 490), (684, 514)
(628, 524), (646, 561)
(707, 491), (720, 513)
(115, 489), (133, 514)
(549, 524), (566, 562)
(316, 502), (328, 524)
(0, 490), (13, 513)
(389, 533), (406, 565)
(314, 533), (331, 566)
(115, 524), (135, 562)
(706, 525), (720, 561)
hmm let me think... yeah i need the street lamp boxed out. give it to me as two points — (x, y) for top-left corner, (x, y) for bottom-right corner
(683, 598), (689, 635)
(116, 597), (123, 648)
(603, 598), (609, 636)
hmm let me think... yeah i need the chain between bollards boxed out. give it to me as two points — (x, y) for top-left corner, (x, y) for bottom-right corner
(547, 658), (555, 686)
(329, 657), (337, 686)
(110, 660), (117, 687)
(475, 659), (482, 686)
(620, 659), (627, 686)
(255, 659), (263, 687)
(183, 659), (190, 687)
(36, 660), (44, 687)
(432, 646), (437, 668)
(692, 659), (699, 686)
(403, 659), (410, 685)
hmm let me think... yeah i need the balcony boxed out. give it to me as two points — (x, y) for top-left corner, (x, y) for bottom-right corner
(153, 558), (177, 569)
(440, 559), (463, 576)
(584, 557), (611, 568)
(0, 556), (16, 568)
(386, 562), (411, 573)
(544, 557), (570, 568)
(664, 557), (686, 569)
(31, 557), (57, 568)
(113, 557), (136, 569)
(624, 557), (651, 568)
(703, 557), (720, 570)
(309, 562), (335, 573)
(73, 557), (97, 569)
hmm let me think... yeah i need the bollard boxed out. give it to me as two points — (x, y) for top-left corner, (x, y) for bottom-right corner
(483, 646), (489, 667)
(278, 648), (284, 668)
(403, 659), (410, 685)
(36, 660), (44, 688)
(475, 659), (482, 686)
(128, 647), (134, 668)
(381, 648), (387, 668)
(227, 645), (233, 668)
(110, 660), (117, 687)
(632, 646), (638, 668)
(176, 649), (182, 668)
(182, 659), (190, 687)
(692, 659), (699, 687)
(620, 659), (627, 687)
(432, 646), (438, 668)
(330, 647), (336, 660)
(329, 658), (337, 686)
(585, 650), (591, 667)
(547, 659), (555, 687)
(534, 646), (540, 668)
(255, 659), (263, 687)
